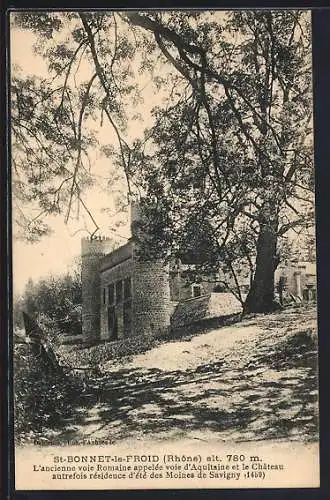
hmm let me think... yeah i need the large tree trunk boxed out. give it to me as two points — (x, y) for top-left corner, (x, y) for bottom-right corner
(243, 222), (279, 314)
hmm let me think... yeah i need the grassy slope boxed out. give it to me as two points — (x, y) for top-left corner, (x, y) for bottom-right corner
(45, 305), (318, 445)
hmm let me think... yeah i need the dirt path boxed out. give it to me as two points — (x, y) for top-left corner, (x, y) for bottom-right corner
(46, 307), (318, 446)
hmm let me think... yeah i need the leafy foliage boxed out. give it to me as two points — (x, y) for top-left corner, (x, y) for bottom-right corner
(12, 12), (142, 238)
(11, 11), (315, 313)
(125, 11), (314, 311)
(14, 343), (80, 439)
(14, 270), (82, 335)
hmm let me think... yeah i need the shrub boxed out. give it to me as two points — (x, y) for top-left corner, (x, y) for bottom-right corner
(14, 271), (82, 338)
(14, 343), (80, 441)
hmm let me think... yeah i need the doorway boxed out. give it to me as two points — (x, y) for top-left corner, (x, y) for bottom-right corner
(108, 306), (118, 340)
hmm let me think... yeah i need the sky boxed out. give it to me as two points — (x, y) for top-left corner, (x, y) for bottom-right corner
(10, 18), (165, 294)
(11, 28), (108, 293)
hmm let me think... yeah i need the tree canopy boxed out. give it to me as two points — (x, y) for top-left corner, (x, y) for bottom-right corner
(11, 10), (315, 313)
(13, 269), (82, 335)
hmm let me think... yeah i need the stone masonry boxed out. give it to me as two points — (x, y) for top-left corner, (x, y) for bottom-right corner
(81, 202), (317, 344)
(81, 202), (173, 343)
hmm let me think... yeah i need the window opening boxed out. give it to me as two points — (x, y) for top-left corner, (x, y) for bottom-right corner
(116, 281), (123, 304)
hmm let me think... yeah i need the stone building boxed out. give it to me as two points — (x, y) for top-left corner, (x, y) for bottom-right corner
(81, 202), (231, 343)
(81, 202), (317, 343)
(275, 260), (317, 302)
(81, 202), (173, 343)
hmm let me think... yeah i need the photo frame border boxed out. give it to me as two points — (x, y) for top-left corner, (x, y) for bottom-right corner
(2, 2), (330, 499)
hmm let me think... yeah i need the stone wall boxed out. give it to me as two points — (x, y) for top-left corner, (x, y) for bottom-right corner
(133, 259), (172, 336)
(100, 241), (133, 272)
(81, 237), (110, 342)
(169, 260), (221, 301)
(100, 255), (172, 339)
(100, 257), (134, 341)
(171, 292), (243, 328)
(275, 261), (317, 299)
(171, 295), (210, 327)
(207, 292), (243, 317)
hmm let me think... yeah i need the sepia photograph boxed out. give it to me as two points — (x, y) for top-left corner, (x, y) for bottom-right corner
(10, 9), (319, 489)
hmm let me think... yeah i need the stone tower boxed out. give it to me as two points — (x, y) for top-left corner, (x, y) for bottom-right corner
(133, 258), (172, 336)
(130, 199), (172, 336)
(81, 235), (111, 343)
(81, 200), (173, 343)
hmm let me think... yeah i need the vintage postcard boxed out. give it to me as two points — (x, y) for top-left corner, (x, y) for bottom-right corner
(10, 9), (319, 490)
